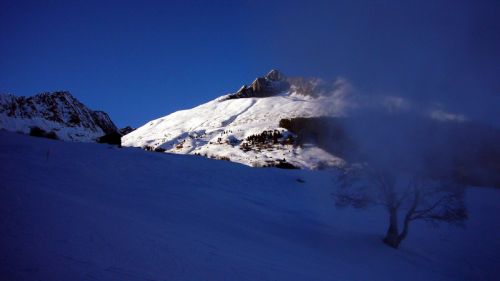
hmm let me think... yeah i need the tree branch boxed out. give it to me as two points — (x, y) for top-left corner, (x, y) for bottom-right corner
(410, 195), (447, 221)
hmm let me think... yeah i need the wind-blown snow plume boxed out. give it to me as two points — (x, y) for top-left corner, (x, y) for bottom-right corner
(318, 84), (498, 187)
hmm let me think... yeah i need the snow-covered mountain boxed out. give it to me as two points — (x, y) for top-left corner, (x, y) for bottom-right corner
(0, 91), (117, 141)
(122, 70), (351, 169)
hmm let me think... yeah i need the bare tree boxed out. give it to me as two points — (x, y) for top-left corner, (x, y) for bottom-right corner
(334, 164), (467, 249)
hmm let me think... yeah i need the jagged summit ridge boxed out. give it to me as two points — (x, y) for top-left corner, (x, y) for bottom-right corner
(0, 91), (117, 141)
(226, 69), (350, 100)
(265, 69), (286, 81)
(227, 69), (290, 99)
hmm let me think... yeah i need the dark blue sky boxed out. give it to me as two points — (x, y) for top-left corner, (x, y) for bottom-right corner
(1, 0), (499, 127)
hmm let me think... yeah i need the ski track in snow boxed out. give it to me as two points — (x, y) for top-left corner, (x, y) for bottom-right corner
(220, 99), (256, 127)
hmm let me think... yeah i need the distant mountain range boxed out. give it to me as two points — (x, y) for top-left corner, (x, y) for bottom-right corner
(121, 69), (500, 187)
(0, 91), (117, 141)
(1, 71), (498, 187)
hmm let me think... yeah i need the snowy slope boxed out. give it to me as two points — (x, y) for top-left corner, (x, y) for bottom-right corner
(0, 91), (117, 141)
(122, 70), (351, 169)
(1, 130), (498, 281)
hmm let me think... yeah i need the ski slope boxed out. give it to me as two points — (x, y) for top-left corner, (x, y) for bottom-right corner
(1, 131), (498, 280)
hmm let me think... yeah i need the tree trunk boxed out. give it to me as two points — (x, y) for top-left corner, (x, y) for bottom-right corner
(397, 216), (410, 244)
(383, 190), (419, 249)
(383, 208), (401, 248)
(395, 190), (419, 247)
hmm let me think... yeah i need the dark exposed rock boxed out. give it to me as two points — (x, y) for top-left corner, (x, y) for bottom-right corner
(263, 159), (299, 169)
(154, 147), (166, 152)
(97, 131), (122, 146)
(92, 111), (118, 134)
(265, 69), (285, 81)
(29, 126), (59, 140)
(119, 126), (135, 136)
(273, 160), (299, 169)
(227, 70), (290, 99)
(97, 126), (136, 146)
(225, 69), (347, 100)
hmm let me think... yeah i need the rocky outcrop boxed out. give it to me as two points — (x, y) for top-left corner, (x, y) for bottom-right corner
(92, 111), (118, 134)
(225, 69), (348, 100)
(119, 126), (135, 136)
(227, 69), (291, 99)
(97, 126), (136, 146)
(266, 69), (285, 81)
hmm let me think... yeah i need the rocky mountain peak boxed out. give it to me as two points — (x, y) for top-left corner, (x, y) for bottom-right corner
(227, 70), (290, 100)
(265, 69), (285, 81)
(225, 70), (347, 100)
(0, 91), (117, 141)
